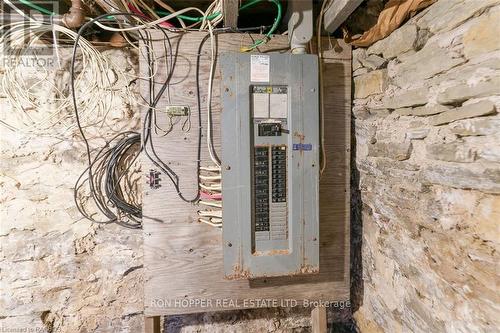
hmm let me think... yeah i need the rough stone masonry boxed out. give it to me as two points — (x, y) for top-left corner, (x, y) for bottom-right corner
(0, 48), (146, 332)
(1, 0), (499, 332)
(351, 0), (500, 332)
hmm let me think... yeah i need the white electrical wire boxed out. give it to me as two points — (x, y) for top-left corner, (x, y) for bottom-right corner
(0, 20), (134, 136)
(200, 0), (223, 30)
(199, 174), (221, 181)
(3, 0), (36, 22)
(199, 210), (222, 217)
(153, 0), (187, 28)
(199, 201), (223, 209)
(205, 19), (220, 167)
(93, 7), (206, 32)
(3, 0), (225, 224)
(199, 217), (222, 227)
(317, 0), (331, 177)
(196, 11), (223, 228)
(201, 165), (220, 172)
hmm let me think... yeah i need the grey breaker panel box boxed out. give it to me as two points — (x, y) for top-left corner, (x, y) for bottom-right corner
(220, 53), (319, 279)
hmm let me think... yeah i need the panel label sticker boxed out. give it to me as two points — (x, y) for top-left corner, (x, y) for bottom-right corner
(251, 55), (270, 82)
(292, 143), (313, 151)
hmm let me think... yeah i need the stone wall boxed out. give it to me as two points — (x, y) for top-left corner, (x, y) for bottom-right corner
(0, 49), (145, 332)
(2, 1), (499, 331)
(351, 0), (500, 332)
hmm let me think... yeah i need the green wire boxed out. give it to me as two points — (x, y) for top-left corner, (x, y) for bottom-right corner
(18, 0), (55, 16)
(18, 0), (282, 50)
(157, 0), (266, 23)
(156, 11), (221, 22)
(243, 0), (282, 51)
(239, 0), (265, 11)
(157, 0), (283, 51)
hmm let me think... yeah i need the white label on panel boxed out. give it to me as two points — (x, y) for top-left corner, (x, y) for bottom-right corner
(252, 93), (270, 118)
(269, 93), (288, 119)
(250, 55), (270, 82)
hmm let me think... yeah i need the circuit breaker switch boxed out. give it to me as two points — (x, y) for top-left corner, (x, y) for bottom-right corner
(258, 122), (282, 136)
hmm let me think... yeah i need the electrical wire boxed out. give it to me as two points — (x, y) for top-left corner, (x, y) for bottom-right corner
(74, 131), (142, 228)
(93, 7), (206, 32)
(69, 13), (143, 226)
(17, 0), (55, 16)
(240, 0), (282, 52)
(0, 19), (134, 137)
(3, 0), (36, 21)
(195, 31), (224, 228)
(3, 0), (286, 229)
(70, 13), (200, 229)
(153, 0), (187, 27)
(205, 20), (220, 166)
(140, 28), (201, 204)
(317, 0), (331, 177)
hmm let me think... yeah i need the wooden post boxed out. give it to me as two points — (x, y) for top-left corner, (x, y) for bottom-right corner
(311, 306), (327, 333)
(223, 0), (239, 28)
(145, 316), (161, 333)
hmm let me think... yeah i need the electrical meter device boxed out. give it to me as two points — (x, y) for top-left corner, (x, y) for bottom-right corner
(220, 53), (319, 279)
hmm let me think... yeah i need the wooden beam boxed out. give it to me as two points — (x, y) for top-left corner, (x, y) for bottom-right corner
(311, 307), (327, 333)
(145, 316), (161, 333)
(223, 0), (239, 28)
(323, 0), (364, 33)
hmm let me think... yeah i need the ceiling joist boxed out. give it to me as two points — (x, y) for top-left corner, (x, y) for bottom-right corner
(324, 0), (364, 33)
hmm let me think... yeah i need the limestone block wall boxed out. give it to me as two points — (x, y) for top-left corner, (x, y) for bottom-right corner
(351, 1), (500, 332)
(2, 1), (499, 331)
(0, 49), (145, 332)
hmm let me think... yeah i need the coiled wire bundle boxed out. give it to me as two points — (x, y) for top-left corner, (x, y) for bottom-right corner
(0, 20), (134, 137)
(74, 131), (142, 229)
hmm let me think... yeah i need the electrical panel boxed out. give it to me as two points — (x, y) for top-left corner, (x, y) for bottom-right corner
(220, 53), (319, 279)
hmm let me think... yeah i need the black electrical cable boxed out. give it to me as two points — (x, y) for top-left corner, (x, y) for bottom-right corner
(70, 11), (275, 227)
(104, 133), (142, 221)
(74, 131), (141, 228)
(71, 12), (204, 228)
(196, 31), (216, 164)
(71, 13), (146, 228)
(139, 28), (201, 203)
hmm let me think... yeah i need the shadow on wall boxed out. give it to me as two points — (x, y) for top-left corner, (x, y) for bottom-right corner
(350, 96), (364, 313)
(164, 306), (358, 332)
(164, 307), (311, 332)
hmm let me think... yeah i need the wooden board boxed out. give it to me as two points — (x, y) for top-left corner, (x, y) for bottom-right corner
(223, 0), (239, 28)
(141, 32), (351, 316)
(324, 0), (364, 33)
(312, 306), (328, 333)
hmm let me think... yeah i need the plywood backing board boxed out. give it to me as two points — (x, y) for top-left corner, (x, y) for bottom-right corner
(140, 31), (351, 316)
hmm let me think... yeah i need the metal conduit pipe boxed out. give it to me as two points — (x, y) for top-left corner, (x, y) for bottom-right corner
(287, 0), (313, 54)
